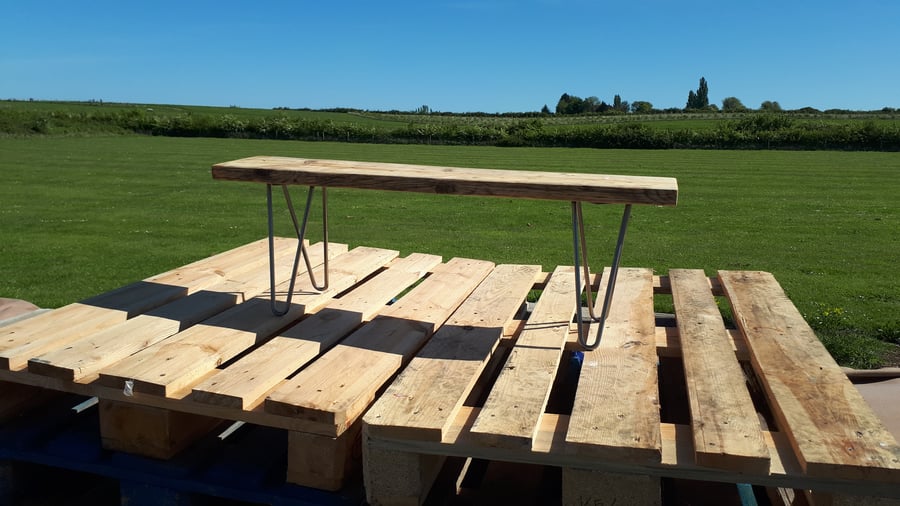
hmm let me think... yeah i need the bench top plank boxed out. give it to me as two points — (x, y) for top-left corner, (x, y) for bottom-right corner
(212, 156), (678, 206)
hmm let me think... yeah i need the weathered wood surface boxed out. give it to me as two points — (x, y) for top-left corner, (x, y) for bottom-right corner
(2, 236), (898, 498)
(264, 257), (496, 434)
(95, 242), (360, 397)
(565, 267), (661, 463)
(364, 264), (542, 442)
(212, 156), (678, 206)
(669, 268), (770, 474)
(719, 270), (900, 483)
(190, 252), (442, 410)
(468, 266), (578, 450)
(364, 267), (900, 504)
(0, 237), (284, 371)
(26, 239), (301, 382)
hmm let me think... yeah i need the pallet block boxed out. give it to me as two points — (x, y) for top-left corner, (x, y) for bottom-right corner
(98, 400), (222, 460)
(562, 468), (661, 506)
(286, 422), (362, 491)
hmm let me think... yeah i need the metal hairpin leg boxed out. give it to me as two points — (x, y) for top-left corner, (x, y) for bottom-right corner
(267, 184), (329, 316)
(571, 202), (632, 350)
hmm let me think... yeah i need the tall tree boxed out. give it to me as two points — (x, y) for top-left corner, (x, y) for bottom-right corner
(686, 77), (709, 109)
(697, 77), (709, 108)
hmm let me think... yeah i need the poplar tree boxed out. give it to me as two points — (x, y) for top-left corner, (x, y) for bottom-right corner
(686, 77), (709, 109)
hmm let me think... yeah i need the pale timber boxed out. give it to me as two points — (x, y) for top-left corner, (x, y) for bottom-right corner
(565, 267), (662, 463)
(0, 238), (287, 370)
(26, 239), (300, 381)
(669, 268), (770, 473)
(212, 156), (678, 206)
(264, 258), (495, 434)
(719, 270), (900, 483)
(364, 264), (542, 442)
(365, 406), (900, 499)
(190, 253), (442, 410)
(467, 266), (578, 450)
(95, 242), (355, 396)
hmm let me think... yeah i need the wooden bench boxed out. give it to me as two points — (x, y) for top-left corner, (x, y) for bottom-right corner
(212, 156), (679, 349)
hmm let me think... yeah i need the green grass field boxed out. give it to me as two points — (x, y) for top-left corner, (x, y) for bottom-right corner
(1, 136), (898, 367)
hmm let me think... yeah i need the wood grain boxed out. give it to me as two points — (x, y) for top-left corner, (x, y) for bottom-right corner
(670, 268), (770, 473)
(565, 267), (661, 463)
(264, 258), (495, 433)
(468, 266), (577, 450)
(719, 270), (900, 483)
(364, 264), (541, 442)
(212, 156), (678, 206)
(190, 252), (441, 410)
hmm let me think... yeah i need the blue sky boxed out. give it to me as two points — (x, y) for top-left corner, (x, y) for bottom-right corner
(2, 1), (898, 112)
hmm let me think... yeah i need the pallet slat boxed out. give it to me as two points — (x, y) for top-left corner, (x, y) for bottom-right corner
(719, 270), (900, 483)
(670, 268), (770, 473)
(468, 266), (577, 450)
(364, 264), (542, 442)
(264, 258), (495, 434)
(565, 267), (661, 463)
(0, 238), (286, 371)
(95, 242), (352, 397)
(190, 252), (442, 410)
(26, 239), (302, 382)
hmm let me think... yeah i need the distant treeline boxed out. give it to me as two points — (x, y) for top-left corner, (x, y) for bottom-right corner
(2, 107), (899, 151)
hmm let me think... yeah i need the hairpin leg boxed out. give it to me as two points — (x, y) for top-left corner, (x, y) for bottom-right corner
(572, 202), (632, 350)
(267, 184), (329, 316)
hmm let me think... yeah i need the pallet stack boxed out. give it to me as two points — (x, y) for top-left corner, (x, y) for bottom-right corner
(1, 237), (898, 505)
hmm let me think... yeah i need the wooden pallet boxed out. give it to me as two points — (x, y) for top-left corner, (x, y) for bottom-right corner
(363, 268), (900, 505)
(3, 238), (898, 503)
(0, 237), (476, 491)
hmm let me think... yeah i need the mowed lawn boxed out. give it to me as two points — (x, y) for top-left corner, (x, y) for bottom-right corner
(1, 136), (897, 367)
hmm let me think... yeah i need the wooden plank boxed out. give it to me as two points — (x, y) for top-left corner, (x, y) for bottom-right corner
(364, 264), (542, 442)
(719, 270), (900, 483)
(669, 268), (770, 473)
(25, 239), (302, 381)
(264, 258), (495, 434)
(655, 326), (750, 361)
(212, 156), (678, 206)
(468, 266), (577, 450)
(0, 237), (291, 371)
(190, 252), (442, 410)
(565, 267), (662, 463)
(94, 242), (359, 397)
(27, 291), (240, 381)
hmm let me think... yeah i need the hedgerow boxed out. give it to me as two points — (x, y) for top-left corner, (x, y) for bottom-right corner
(2, 107), (898, 151)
